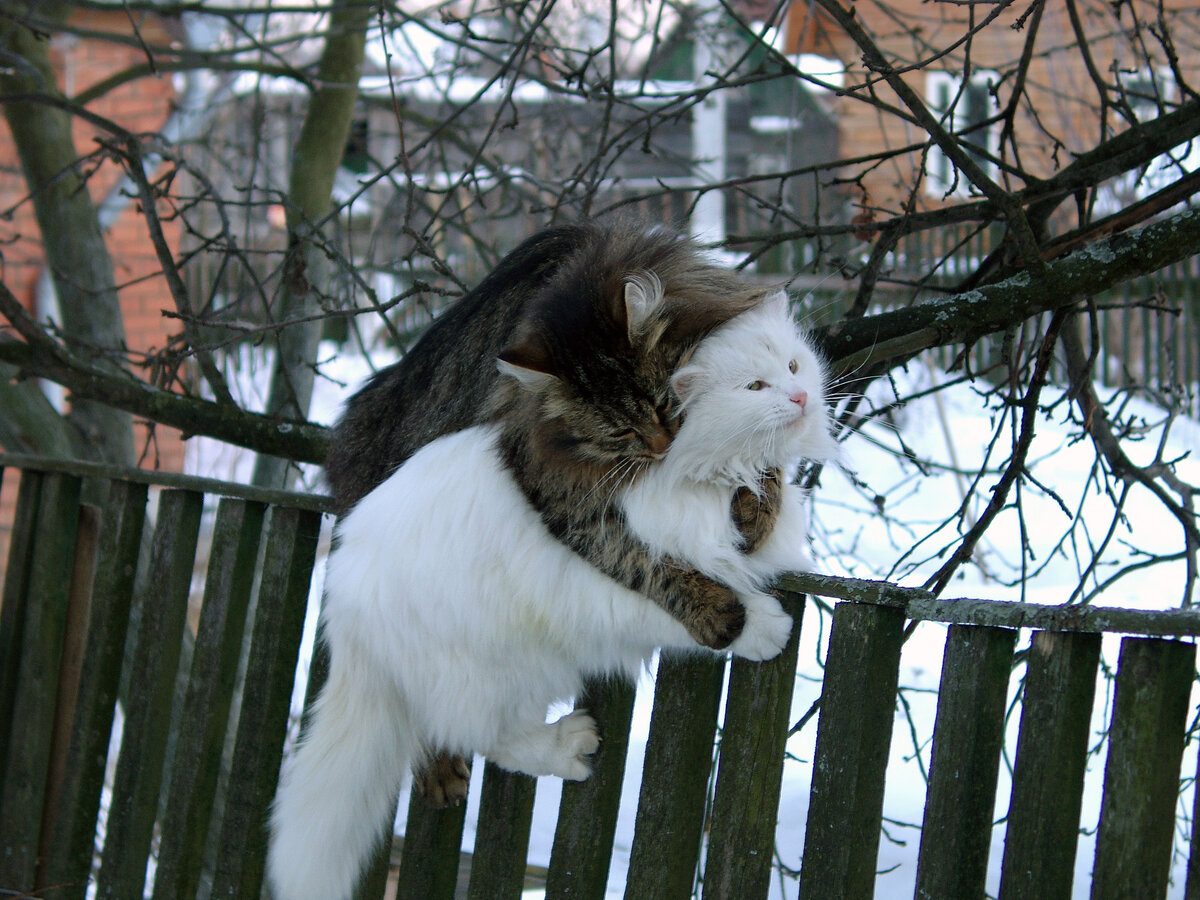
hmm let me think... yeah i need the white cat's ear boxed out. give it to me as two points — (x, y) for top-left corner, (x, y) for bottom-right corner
(763, 288), (792, 318)
(497, 334), (561, 391)
(670, 365), (701, 405)
(622, 271), (666, 344)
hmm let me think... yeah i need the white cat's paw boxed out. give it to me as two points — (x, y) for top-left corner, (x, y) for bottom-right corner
(550, 710), (601, 781)
(728, 592), (793, 661)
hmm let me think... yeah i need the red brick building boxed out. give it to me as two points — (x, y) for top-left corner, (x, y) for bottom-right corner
(0, 8), (185, 472)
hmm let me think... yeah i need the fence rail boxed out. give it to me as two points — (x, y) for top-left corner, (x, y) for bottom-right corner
(2, 457), (1198, 899)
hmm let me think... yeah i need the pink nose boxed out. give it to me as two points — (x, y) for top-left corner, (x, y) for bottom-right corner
(791, 390), (808, 409)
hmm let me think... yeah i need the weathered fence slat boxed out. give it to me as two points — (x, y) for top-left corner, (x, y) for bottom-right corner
(704, 591), (806, 900)
(0, 472), (83, 895)
(800, 600), (906, 900)
(545, 676), (638, 899)
(1090, 637), (1195, 899)
(40, 480), (148, 900)
(209, 505), (322, 899)
(467, 763), (538, 900)
(625, 653), (726, 900)
(152, 499), (267, 900)
(998, 630), (1102, 900)
(395, 786), (469, 900)
(96, 489), (204, 900)
(915, 624), (1017, 899)
(0, 469), (44, 779)
(38, 505), (101, 896)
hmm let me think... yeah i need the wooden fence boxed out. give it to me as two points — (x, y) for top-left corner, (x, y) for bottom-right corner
(3, 455), (1200, 899)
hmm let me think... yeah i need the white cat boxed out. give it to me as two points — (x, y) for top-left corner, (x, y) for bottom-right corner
(267, 292), (836, 900)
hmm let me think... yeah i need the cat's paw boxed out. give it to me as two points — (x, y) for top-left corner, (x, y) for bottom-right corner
(414, 752), (472, 808)
(731, 468), (784, 554)
(677, 576), (746, 649)
(728, 592), (792, 661)
(549, 710), (601, 781)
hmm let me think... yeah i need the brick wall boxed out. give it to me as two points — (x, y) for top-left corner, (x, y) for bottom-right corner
(0, 9), (185, 472)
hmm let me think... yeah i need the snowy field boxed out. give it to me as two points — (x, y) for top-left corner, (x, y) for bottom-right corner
(187, 343), (1200, 898)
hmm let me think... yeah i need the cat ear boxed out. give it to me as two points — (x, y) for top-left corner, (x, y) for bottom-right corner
(622, 272), (666, 345)
(497, 332), (561, 390)
(670, 365), (701, 405)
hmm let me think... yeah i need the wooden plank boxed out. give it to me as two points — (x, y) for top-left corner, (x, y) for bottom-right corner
(151, 499), (267, 900)
(467, 763), (537, 900)
(95, 489), (204, 900)
(704, 591), (806, 900)
(0, 472), (82, 895)
(625, 653), (726, 900)
(209, 505), (322, 899)
(799, 601), (905, 900)
(0, 470), (44, 785)
(545, 676), (638, 899)
(998, 630), (1102, 900)
(915, 625), (1017, 899)
(37, 505), (101, 895)
(39, 483), (144, 893)
(37, 480), (148, 900)
(1090, 637), (1195, 899)
(395, 784), (469, 900)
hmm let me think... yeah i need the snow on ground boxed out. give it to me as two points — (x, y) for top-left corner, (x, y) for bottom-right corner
(187, 343), (1200, 898)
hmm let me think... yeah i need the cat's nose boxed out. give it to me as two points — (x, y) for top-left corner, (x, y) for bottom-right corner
(790, 390), (808, 409)
(645, 427), (671, 456)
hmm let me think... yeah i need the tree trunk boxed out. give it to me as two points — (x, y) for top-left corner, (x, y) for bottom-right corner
(0, 3), (134, 465)
(251, 0), (372, 489)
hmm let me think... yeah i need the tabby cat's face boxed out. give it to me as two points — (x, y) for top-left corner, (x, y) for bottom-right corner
(538, 341), (687, 467)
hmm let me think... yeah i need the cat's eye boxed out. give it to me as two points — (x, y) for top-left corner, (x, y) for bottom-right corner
(746, 380), (765, 391)
(610, 429), (638, 441)
(788, 359), (799, 374)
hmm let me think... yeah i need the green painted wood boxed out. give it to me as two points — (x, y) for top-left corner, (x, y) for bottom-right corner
(915, 625), (1017, 900)
(38, 480), (148, 900)
(625, 653), (726, 900)
(545, 677), (637, 900)
(395, 784), (470, 900)
(209, 505), (322, 899)
(95, 489), (203, 900)
(799, 601), (905, 900)
(467, 762), (537, 900)
(0, 469), (44, 787)
(1090, 637), (1195, 899)
(0, 472), (82, 895)
(999, 630), (1102, 900)
(704, 592), (807, 900)
(152, 498), (267, 900)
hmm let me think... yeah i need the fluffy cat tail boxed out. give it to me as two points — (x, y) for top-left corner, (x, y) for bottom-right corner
(268, 656), (415, 900)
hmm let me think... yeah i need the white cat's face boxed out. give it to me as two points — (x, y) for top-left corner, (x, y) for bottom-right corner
(668, 292), (838, 476)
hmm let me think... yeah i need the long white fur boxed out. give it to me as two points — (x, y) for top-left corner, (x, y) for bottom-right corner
(267, 291), (836, 900)
(620, 291), (839, 598)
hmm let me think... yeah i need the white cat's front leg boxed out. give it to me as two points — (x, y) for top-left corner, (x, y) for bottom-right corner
(486, 710), (600, 781)
(727, 592), (793, 661)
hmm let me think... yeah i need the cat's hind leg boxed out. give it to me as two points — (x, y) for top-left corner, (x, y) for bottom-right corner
(486, 710), (600, 781)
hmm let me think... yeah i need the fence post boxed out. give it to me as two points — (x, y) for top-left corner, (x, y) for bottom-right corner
(704, 591), (806, 900)
(39, 480), (148, 900)
(0, 473), (82, 895)
(625, 653), (726, 900)
(210, 505), (323, 898)
(152, 499), (267, 900)
(998, 630), (1102, 900)
(799, 601), (905, 900)
(96, 489), (204, 900)
(1091, 637), (1195, 899)
(467, 764), (538, 900)
(915, 624), (1017, 899)
(545, 676), (637, 899)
